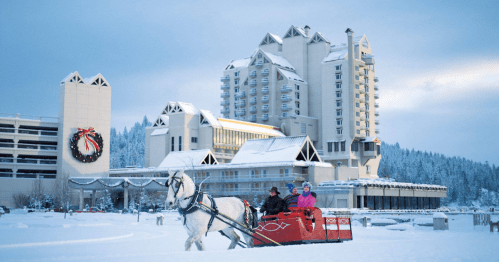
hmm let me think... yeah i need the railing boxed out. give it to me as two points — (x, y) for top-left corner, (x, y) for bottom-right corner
(249, 71), (257, 78)
(220, 83), (230, 90)
(235, 91), (246, 99)
(261, 97), (269, 103)
(374, 103), (379, 108)
(250, 88), (257, 96)
(261, 78), (269, 85)
(235, 101), (246, 107)
(192, 173), (307, 184)
(255, 60), (263, 68)
(374, 85), (379, 91)
(281, 85), (292, 93)
(250, 80), (257, 87)
(281, 95), (292, 102)
(249, 115), (257, 122)
(261, 87), (269, 94)
(0, 113), (58, 122)
(261, 106), (269, 112)
(374, 77), (379, 82)
(236, 110), (246, 116)
(220, 75), (230, 82)
(220, 92), (230, 98)
(0, 157), (57, 165)
(0, 142), (57, 151)
(250, 98), (257, 105)
(375, 112), (380, 116)
(250, 107), (257, 113)
(281, 105), (292, 111)
(374, 94), (379, 99)
(220, 108), (230, 114)
(0, 127), (58, 136)
(262, 114), (269, 121)
(261, 68), (269, 76)
(220, 100), (230, 106)
(375, 129), (380, 134)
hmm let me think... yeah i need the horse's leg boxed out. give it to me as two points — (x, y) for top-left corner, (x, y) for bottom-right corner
(222, 228), (240, 250)
(242, 233), (254, 248)
(194, 239), (205, 251)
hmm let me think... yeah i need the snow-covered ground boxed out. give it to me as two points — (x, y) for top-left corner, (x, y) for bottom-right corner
(0, 210), (497, 262)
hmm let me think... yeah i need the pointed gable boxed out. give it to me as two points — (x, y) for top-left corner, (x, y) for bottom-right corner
(309, 32), (330, 44)
(283, 25), (307, 39)
(260, 33), (283, 46)
(199, 110), (222, 128)
(61, 71), (85, 84)
(85, 73), (109, 87)
(152, 115), (169, 127)
(158, 149), (218, 169)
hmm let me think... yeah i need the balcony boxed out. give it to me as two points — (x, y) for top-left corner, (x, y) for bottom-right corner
(361, 54), (375, 65)
(281, 94), (292, 102)
(235, 91), (246, 99)
(239, 116), (246, 120)
(261, 87), (269, 94)
(220, 108), (230, 114)
(261, 106), (269, 112)
(220, 100), (229, 106)
(374, 103), (379, 108)
(359, 98), (365, 103)
(375, 120), (380, 125)
(374, 94), (379, 99)
(375, 129), (380, 134)
(359, 70), (365, 76)
(262, 96), (269, 103)
(375, 112), (380, 116)
(359, 89), (365, 94)
(250, 106), (257, 113)
(374, 77), (379, 82)
(236, 110), (246, 116)
(262, 114), (269, 121)
(250, 79), (257, 87)
(261, 77), (269, 85)
(360, 116), (366, 121)
(374, 85), (379, 91)
(220, 92), (230, 98)
(250, 98), (257, 105)
(261, 68), (269, 76)
(249, 115), (257, 122)
(250, 88), (257, 96)
(281, 104), (292, 111)
(281, 85), (292, 93)
(249, 70), (257, 78)
(255, 60), (263, 68)
(220, 83), (230, 90)
(235, 100), (246, 107)
(220, 75), (230, 82)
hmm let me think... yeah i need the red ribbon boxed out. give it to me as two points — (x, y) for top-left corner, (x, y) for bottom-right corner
(78, 127), (100, 152)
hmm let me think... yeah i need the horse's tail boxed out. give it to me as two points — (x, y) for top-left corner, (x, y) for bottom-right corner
(243, 199), (259, 229)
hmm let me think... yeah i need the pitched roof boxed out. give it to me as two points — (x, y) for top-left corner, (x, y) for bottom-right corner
(158, 149), (218, 169)
(217, 118), (284, 137)
(228, 57), (252, 69)
(278, 68), (306, 83)
(263, 51), (295, 70)
(323, 49), (348, 63)
(230, 136), (321, 165)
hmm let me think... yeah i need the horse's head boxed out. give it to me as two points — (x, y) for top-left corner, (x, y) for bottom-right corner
(165, 169), (193, 208)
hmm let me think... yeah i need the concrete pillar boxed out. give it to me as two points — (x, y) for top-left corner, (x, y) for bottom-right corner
(360, 195), (365, 208)
(124, 187), (129, 210)
(91, 190), (96, 207)
(79, 188), (84, 210)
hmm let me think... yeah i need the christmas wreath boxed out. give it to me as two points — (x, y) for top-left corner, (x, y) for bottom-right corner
(70, 127), (104, 163)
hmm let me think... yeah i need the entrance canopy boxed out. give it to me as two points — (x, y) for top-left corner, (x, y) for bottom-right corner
(69, 177), (168, 191)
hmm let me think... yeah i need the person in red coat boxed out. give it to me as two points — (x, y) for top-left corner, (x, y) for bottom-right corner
(298, 182), (316, 208)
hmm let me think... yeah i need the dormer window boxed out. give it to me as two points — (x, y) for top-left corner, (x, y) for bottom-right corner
(258, 53), (262, 59)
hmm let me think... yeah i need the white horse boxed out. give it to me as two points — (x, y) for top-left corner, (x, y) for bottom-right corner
(165, 170), (255, 251)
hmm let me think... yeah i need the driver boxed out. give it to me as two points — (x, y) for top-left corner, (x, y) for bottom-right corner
(260, 187), (285, 216)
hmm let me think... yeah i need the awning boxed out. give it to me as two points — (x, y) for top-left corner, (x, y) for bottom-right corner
(362, 137), (381, 143)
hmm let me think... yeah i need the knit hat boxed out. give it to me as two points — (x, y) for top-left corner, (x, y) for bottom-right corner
(286, 183), (296, 194)
(302, 181), (312, 190)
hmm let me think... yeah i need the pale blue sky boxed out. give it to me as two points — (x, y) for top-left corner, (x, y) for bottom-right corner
(1, 0), (498, 165)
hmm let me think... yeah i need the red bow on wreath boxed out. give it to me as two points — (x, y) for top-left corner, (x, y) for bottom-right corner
(78, 127), (100, 151)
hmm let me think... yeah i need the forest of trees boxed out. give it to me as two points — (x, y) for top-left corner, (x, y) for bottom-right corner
(109, 116), (499, 207)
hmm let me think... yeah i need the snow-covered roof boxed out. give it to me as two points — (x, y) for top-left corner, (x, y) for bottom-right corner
(228, 58), (252, 68)
(199, 110), (222, 128)
(151, 128), (169, 136)
(362, 137), (381, 143)
(217, 118), (285, 137)
(176, 102), (197, 115)
(158, 149), (218, 169)
(278, 69), (306, 83)
(69, 177), (169, 190)
(323, 49), (348, 63)
(268, 33), (283, 44)
(264, 51), (295, 70)
(230, 136), (321, 165)
(61, 72), (78, 83)
(433, 212), (447, 218)
(316, 32), (330, 43)
(318, 178), (447, 190)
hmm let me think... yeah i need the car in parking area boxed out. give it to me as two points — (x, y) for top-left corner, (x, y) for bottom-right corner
(0, 206), (10, 213)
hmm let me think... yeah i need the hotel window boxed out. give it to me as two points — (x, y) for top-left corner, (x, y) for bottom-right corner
(295, 110), (300, 115)
(365, 69), (369, 76)
(336, 109), (342, 116)
(295, 84), (300, 90)
(351, 142), (359, 152)
(328, 142), (333, 152)
(295, 92), (300, 99)
(234, 79), (239, 85)
(301, 123), (306, 133)
(336, 128), (343, 135)
(366, 165), (371, 174)
(355, 66), (359, 71)
(366, 96), (370, 102)
(295, 101), (300, 108)
(191, 137), (198, 143)
(366, 105), (370, 110)
(355, 75), (359, 80)
(178, 136), (182, 151)
(356, 102), (360, 108)
(336, 100), (342, 107)
(235, 71), (239, 77)
(356, 93), (360, 99)
(357, 129), (360, 134)
(355, 84), (359, 89)
(334, 142), (339, 152)
(337, 118), (342, 126)
(235, 87), (239, 93)
(258, 53), (262, 59)
(356, 121), (360, 126)
(336, 91), (342, 98)
(171, 137), (174, 151)
(336, 83), (341, 89)
(335, 65), (342, 70)
(366, 122), (370, 128)
(341, 141), (345, 151)
(356, 112), (360, 117)
(336, 73), (342, 80)
(366, 113), (370, 120)
(366, 130), (370, 136)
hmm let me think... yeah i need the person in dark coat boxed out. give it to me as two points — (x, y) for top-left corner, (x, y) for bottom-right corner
(260, 187), (285, 215)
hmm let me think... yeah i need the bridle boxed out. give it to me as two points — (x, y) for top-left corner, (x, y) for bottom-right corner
(165, 172), (184, 202)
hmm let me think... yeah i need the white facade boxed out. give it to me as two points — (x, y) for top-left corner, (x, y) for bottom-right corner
(221, 26), (381, 179)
